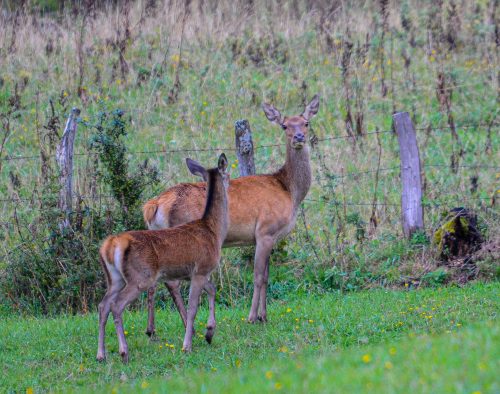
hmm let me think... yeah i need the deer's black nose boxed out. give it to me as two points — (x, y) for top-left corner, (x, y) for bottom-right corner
(294, 133), (305, 142)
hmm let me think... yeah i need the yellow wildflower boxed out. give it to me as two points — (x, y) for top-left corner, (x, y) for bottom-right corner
(362, 354), (371, 363)
(141, 381), (149, 389)
(275, 382), (283, 390)
(265, 371), (273, 379)
(235, 359), (242, 368)
(26, 388), (34, 394)
(385, 361), (393, 369)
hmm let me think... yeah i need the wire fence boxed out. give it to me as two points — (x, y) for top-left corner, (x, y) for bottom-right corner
(0, 117), (498, 243)
(1, 119), (498, 188)
(1, 120), (498, 163)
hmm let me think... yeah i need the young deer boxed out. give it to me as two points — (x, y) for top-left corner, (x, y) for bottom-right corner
(96, 153), (229, 363)
(143, 95), (319, 334)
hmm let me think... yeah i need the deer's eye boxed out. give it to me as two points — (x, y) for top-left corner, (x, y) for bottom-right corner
(281, 124), (287, 130)
(305, 122), (309, 127)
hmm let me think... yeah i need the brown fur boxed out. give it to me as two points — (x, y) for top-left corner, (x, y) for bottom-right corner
(143, 95), (319, 329)
(96, 155), (229, 363)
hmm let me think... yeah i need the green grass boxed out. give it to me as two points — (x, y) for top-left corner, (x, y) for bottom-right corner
(0, 283), (498, 393)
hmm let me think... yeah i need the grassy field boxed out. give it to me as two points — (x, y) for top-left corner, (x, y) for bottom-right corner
(0, 283), (498, 393)
(0, 3), (498, 392)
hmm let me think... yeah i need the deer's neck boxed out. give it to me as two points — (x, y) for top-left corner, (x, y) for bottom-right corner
(203, 170), (229, 246)
(277, 144), (312, 208)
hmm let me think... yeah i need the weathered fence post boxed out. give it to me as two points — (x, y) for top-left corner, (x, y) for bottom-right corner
(234, 119), (255, 176)
(56, 107), (80, 230)
(393, 111), (424, 238)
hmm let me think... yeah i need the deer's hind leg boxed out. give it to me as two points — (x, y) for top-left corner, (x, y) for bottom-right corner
(145, 285), (157, 338)
(110, 283), (144, 364)
(166, 279), (189, 330)
(97, 278), (125, 362)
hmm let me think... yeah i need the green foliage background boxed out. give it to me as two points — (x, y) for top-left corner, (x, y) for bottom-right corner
(0, 0), (498, 313)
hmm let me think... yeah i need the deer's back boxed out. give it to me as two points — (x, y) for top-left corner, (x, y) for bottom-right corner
(124, 223), (221, 280)
(145, 174), (294, 246)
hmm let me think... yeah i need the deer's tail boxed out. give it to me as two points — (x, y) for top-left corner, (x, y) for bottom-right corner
(99, 235), (131, 287)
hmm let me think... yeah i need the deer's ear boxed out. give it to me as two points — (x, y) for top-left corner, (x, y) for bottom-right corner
(218, 153), (228, 173)
(302, 94), (320, 120)
(186, 158), (208, 181)
(262, 103), (283, 125)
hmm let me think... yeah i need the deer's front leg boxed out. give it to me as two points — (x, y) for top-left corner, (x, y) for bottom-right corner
(182, 275), (206, 352)
(203, 280), (217, 344)
(258, 256), (270, 322)
(248, 235), (274, 323)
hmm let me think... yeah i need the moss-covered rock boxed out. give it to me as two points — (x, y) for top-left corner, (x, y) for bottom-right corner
(433, 207), (483, 261)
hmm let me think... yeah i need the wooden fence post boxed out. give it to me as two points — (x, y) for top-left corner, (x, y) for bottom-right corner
(56, 107), (80, 230)
(393, 111), (424, 238)
(234, 119), (255, 176)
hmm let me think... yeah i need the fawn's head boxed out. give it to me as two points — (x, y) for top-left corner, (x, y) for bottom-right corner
(185, 153), (229, 189)
(262, 94), (320, 149)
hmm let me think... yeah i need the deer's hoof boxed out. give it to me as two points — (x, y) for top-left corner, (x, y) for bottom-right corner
(205, 327), (215, 344)
(247, 314), (258, 324)
(258, 315), (268, 323)
(96, 354), (106, 363)
(120, 352), (129, 364)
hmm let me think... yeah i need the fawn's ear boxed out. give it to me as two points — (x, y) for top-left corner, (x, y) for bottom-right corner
(302, 94), (320, 120)
(186, 158), (208, 181)
(262, 102), (284, 125)
(218, 153), (228, 173)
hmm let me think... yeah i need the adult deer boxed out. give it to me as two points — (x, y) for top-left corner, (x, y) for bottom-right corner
(96, 154), (229, 362)
(143, 94), (319, 331)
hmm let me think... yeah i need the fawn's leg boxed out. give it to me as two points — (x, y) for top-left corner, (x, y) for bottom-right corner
(203, 280), (216, 344)
(182, 275), (206, 352)
(248, 236), (274, 323)
(97, 281), (123, 362)
(111, 284), (142, 364)
(145, 285), (157, 337)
